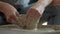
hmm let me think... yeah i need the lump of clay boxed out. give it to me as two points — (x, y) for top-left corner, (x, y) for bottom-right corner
(11, 8), (41, 30)
(10, 14), (26, 29)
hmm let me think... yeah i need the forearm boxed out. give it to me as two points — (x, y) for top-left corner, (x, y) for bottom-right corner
(31, 0), (53, 14)
(0, 1), (17, 14)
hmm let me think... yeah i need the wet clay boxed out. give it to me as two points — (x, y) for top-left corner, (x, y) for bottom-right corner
(11, 8), (41, 30)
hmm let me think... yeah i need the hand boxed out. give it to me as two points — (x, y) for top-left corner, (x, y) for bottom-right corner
(0, 2), (20, 22)
(5, 11), (19, 22)
(26, 7), (41, 18)
(24, 7), (41, 29)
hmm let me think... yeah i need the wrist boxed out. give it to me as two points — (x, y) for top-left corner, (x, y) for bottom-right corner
(36, 5), (45, 15)
(31, 6), (45, 15)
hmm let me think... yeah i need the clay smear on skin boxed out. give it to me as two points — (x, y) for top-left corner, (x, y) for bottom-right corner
(24, 8), (41, 29)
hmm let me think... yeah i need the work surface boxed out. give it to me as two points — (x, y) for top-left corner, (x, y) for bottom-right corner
(0, 24), (60, 34)
(0, 28), (60, 34)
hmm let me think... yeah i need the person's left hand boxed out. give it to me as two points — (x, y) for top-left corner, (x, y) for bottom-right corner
(0, 2), (20, 22)
(5, 10), (19, 22)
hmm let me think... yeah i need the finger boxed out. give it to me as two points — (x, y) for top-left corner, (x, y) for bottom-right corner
(16, 12), (20, 17)
(10, 14), (19, 22)
(6, 16), (12, 22)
